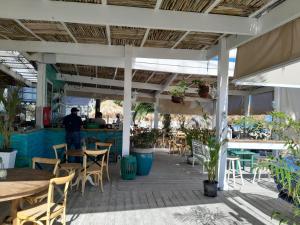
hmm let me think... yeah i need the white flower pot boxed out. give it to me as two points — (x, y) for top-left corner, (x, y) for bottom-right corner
(0, 150), (17, 169)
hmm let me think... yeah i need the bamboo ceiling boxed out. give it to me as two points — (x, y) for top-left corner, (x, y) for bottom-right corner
(211, 0), (271, 17)
(0, 0), (274, 50)
(52, 0), (271, 16)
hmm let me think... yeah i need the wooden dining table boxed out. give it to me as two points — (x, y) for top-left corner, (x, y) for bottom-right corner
(0, 168), (52, 225)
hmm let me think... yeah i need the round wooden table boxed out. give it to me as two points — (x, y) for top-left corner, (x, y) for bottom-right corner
(0, 168), (52, 225)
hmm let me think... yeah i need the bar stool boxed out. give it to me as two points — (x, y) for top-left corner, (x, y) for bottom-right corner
(226, 157), (244, 188)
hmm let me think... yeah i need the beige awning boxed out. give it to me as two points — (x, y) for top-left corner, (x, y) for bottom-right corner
(234, 18), (300, 80)
(159, 99), (206, 115)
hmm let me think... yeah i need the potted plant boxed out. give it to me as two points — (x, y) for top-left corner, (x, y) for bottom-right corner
(132, 129), (159, 175)
(192, 80), (210, 98)
(170, 81), (188, 104)
(0, 87), (21, 168)
(202, 136), (226, 197)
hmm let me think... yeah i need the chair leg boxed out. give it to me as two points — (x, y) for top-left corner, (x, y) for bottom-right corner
(106, 166), (110, 182)
(252, 167), (258, 183)
(16, 217), (21, 225)
(258, 168), (262, 181)
(231, 160), (236, 188)
(237, 160), (244, 186)
(81, 176), (86, 196)
(99, 174), (104, 192)
(61, 209), (66, 225)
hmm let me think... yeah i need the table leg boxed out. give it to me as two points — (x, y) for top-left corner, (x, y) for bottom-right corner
(251, 155), (254, 173)
(11, 199), (20, 225)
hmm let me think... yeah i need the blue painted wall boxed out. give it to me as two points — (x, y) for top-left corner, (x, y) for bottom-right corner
(1, 129), (122, 168)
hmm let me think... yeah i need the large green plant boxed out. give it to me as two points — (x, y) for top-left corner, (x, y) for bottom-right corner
(233, 116), (265, 139)
(133, 129), (159, 148)
(132, 102), (154, 124)
(205, 136), (226, 182)
(0, 87), (21, 152)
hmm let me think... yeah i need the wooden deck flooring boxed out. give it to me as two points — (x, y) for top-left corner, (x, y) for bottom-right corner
(0, 150), (296, 225)
(66, 150), (295, 225)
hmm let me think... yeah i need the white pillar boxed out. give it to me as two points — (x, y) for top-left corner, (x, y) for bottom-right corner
(274, 87), (281, 111)
(244, 95), (251, 116)
(122, 46), (132, 156)
(36, 63), (46, 128)
(153, 98), (159, 129)
(216, 38), (229, 190)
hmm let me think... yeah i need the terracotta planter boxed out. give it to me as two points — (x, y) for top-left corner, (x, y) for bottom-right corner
(198, 85), (210, 98)
(171, 96), (184, 104)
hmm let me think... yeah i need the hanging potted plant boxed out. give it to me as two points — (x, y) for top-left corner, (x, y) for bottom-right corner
(192, 80), (210, 98)
(170, 81), (188, 104)
(0, 87), (21, 168)
(202, 135), (226, 197)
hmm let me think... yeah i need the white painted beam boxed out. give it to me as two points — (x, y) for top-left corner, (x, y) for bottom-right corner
(204, 0), (221, 13)
(106, 25), (111, 46)
(0, 64), (32, 86)
(155, 73), (178, 97)
(57, 73), (162, 91)
(14, 19), (44, 41)
(61, 22), (78, 43)
(171, 31), (190, 49)
(0, 39), (207, 61)
(0, 0), (258, 35)
(249, 0), (278, 18)
(64, 84), (213, 102)
(113, 68), (118, 80)
(59, 72), (248, 96)
(65, 85), (153, 98)
(145, 72), (155, 83)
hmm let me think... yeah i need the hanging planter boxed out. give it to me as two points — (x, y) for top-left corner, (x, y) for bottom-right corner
(171, 96), (184, 104)
(170, 80), (188, 104)
(192, 80), (210, 98)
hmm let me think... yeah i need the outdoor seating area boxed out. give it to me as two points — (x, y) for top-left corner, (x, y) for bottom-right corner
(1, 0), (300, 224)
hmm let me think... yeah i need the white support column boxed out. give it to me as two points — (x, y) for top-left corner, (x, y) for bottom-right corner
(153, 98), (159, 129)
(216, 38), (230, 190)
(244, 95), (252, 116)
(36, 63), (47, 128)
(274, 87), (281, 111)
(122, 46), (133, 156)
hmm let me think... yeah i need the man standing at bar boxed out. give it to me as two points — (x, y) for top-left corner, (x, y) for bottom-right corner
(63, 107), (83, 150)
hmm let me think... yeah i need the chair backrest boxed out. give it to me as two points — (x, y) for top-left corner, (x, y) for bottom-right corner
(46, 172), (75, 218)
(32, 157), (61, 177)
(192, 140), (210, 160)
(82, 149), (108, 175)
(95, 142), (112, 164)
(52, 144), (68, 160)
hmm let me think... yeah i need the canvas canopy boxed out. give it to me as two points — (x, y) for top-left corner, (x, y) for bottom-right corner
(234, 18), (300, 80)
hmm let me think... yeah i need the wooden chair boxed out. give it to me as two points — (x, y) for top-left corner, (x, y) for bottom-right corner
(95, 142), (112, 182)
(23, 157), (60, 205)
(79, 149), (107, 195)
(16, 173), (75, 225)
(52, 144), (82, 176)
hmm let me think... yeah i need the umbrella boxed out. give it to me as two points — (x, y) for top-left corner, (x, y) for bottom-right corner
(100, 100), (123, 122)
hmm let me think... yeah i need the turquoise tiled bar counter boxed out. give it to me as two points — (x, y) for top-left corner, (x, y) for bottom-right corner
(1, 128), (122, 167)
